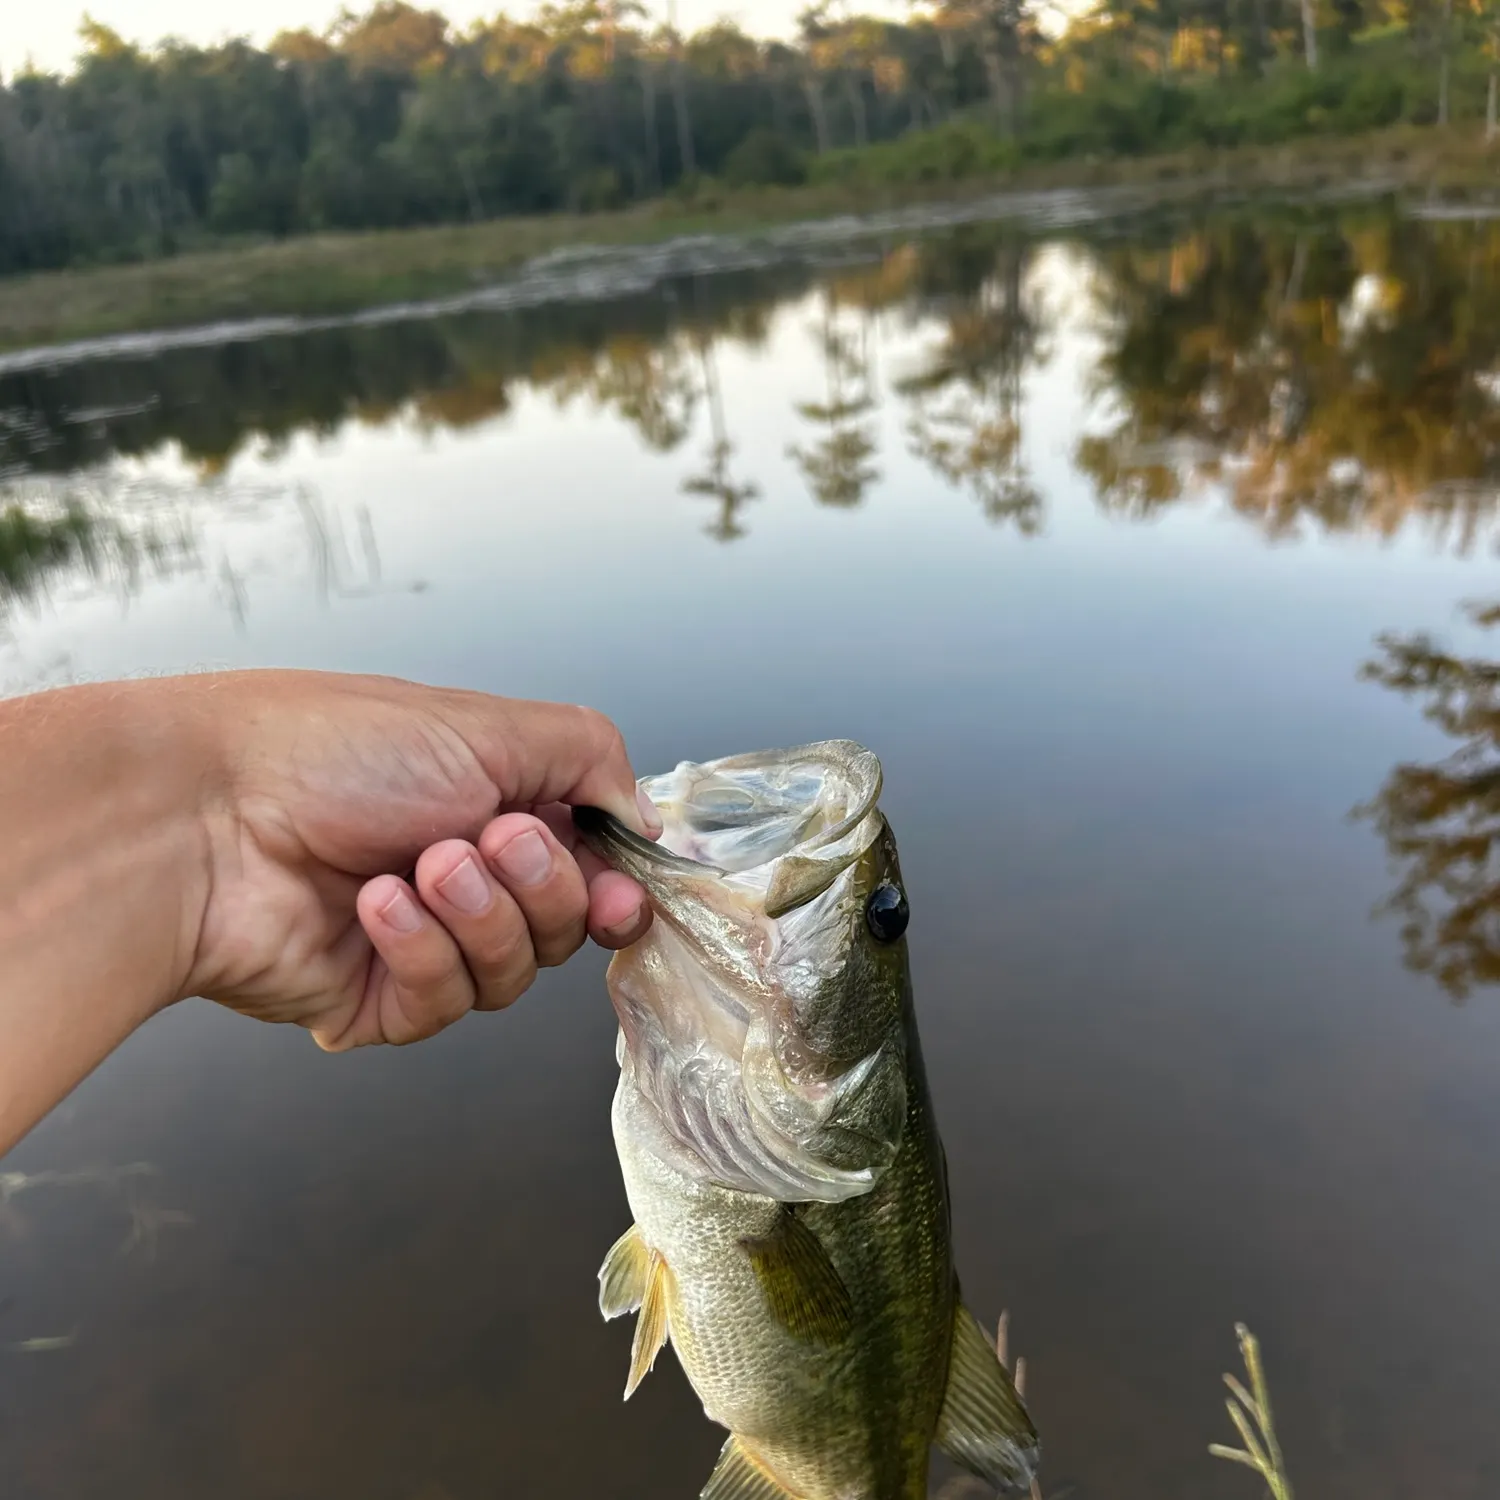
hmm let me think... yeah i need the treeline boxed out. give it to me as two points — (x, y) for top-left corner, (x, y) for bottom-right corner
(0, 2), (992, 274)
(1, 0), (1496, 276)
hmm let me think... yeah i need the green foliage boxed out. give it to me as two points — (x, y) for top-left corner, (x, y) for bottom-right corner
(1206, 57), (1411, 143)
(574, 165), (627, 210)
(1019, 45), (1437, 161)
(0, 501), (135, 607)
(209, 153), (272, 234)
(723, 127), (807, 187)
(808, 123), (1022, 187)
(0, 2), (988, 276)
(0, 503), (94, 589)
(1025, 79), (1207, 157)
(3, 0), (1500, 282)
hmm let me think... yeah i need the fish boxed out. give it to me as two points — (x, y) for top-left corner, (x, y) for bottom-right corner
(574, 739), (1040, 1500)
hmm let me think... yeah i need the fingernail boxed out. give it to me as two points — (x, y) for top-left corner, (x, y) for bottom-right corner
(636, 787), (664, 838)
(437, 856), (491, 915)
(494, 830), (551, 887)
(378, 887), (423, 934)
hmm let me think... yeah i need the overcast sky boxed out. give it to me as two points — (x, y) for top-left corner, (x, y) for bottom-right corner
(2, 0), (913, 78)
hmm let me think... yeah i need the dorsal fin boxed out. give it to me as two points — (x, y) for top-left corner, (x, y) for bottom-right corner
(934, 1298), (1041, 1492)
(624, 1248), (673, 1399)
(598, 1224), (650, 1320)
(701, 1436), (800, 1499)
(739, 1207), (854, 1345)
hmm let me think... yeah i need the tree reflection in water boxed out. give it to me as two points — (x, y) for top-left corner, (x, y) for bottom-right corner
(552, 331), (698, 454)
(1358, 602), (1500, 1001)
(1077, 210), (1500, 552)
(682, 327), (761, 543)
(787, 287), (880, 511)
(9, 208), (1500, 565)
(897, 229), (1048, 534)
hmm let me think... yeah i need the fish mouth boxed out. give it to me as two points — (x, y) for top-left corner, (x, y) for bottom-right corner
(573, 739), (884, 919)
(577, 742), (903, 1203)
(570, 805), (723, 880)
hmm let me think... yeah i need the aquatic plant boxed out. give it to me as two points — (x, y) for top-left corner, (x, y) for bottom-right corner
(0, 500), (120, 606)
(1208, 1323), (1294, 1500)
(934, 1317), (1293, 1500)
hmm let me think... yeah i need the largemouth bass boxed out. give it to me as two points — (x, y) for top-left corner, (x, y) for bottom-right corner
(574, 740), (1040, 1500)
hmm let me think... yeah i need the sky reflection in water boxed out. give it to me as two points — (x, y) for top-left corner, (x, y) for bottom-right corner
(2, 205), (1500, 1500)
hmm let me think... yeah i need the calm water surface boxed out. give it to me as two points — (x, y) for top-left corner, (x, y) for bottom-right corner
(4, 202), (1500, 1500)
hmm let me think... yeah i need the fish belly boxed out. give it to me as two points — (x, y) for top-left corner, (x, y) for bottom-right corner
(612, 1078), (948, 1500)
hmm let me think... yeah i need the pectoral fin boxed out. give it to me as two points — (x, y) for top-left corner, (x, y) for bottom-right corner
(740, 1207), (853, 1345)
(934, 1299), (1041, 1492)
(701, 1436), (798, 1499)
(624, 1248), (673, 1399)
(598, 1224), (649, 1320)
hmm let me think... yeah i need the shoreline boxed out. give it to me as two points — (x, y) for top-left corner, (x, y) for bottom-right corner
(1, 125), (1493, 362)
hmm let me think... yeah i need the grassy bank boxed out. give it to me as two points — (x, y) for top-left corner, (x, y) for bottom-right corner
(1, 124), (1493, 358)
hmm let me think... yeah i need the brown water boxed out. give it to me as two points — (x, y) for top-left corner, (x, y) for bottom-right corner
(3, 200), (1500, 1500)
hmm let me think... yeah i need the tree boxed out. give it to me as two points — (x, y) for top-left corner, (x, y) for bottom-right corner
(1486, 0), (1500, 138)
(1439, 0), (1453, 118)
(664, 0), (697, 175)
(797, 6), (837, 151)
(1301, 0), (1320, 67)
(914, 0), (1037, 134)
(5, 0), (1493, 281)
(330, 3), (450, 73)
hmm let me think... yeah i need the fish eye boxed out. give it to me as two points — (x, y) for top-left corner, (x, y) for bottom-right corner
(865, 884), (909, 943)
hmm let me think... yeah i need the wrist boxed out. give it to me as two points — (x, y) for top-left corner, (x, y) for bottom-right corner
(5, 676), (223, 1014)
(0, 675), (224, 1151)
(118, 675), (232, 1010)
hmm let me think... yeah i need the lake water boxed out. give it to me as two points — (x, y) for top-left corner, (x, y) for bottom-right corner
(3, 197), (1500, 1500)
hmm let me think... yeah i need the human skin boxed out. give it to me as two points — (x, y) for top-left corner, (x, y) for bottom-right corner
(0, 669), (662, 1157)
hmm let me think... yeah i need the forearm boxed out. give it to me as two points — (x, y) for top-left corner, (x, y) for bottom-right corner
(0, 679), (216, 1155)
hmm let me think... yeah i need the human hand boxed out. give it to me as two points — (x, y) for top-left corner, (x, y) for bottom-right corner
(182, 670), (661, 1049)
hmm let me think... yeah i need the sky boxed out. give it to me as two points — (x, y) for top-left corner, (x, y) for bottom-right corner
(1, 0), (912, 78)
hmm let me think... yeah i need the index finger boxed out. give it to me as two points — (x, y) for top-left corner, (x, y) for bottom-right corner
(535, 802), (654, 948)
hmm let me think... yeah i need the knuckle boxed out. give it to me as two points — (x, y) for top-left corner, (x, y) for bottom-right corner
(575, 704), (626, 762)
(398, 1008), (462, 1045)
(452, 903), (537, 1004)
(509, 865), (590, 963)
(430, 986), (473, 1030)
(472, 936), (534, 986)
(476, 954), (537, 1010)
(462, 901), (533, 973)
(399, 964), (475, 1033)
(384, 925), (467, 994)
(533, 921), (587, 968)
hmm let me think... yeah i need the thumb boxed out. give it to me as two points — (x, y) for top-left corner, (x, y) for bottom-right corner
(433, 691), (662, 838)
